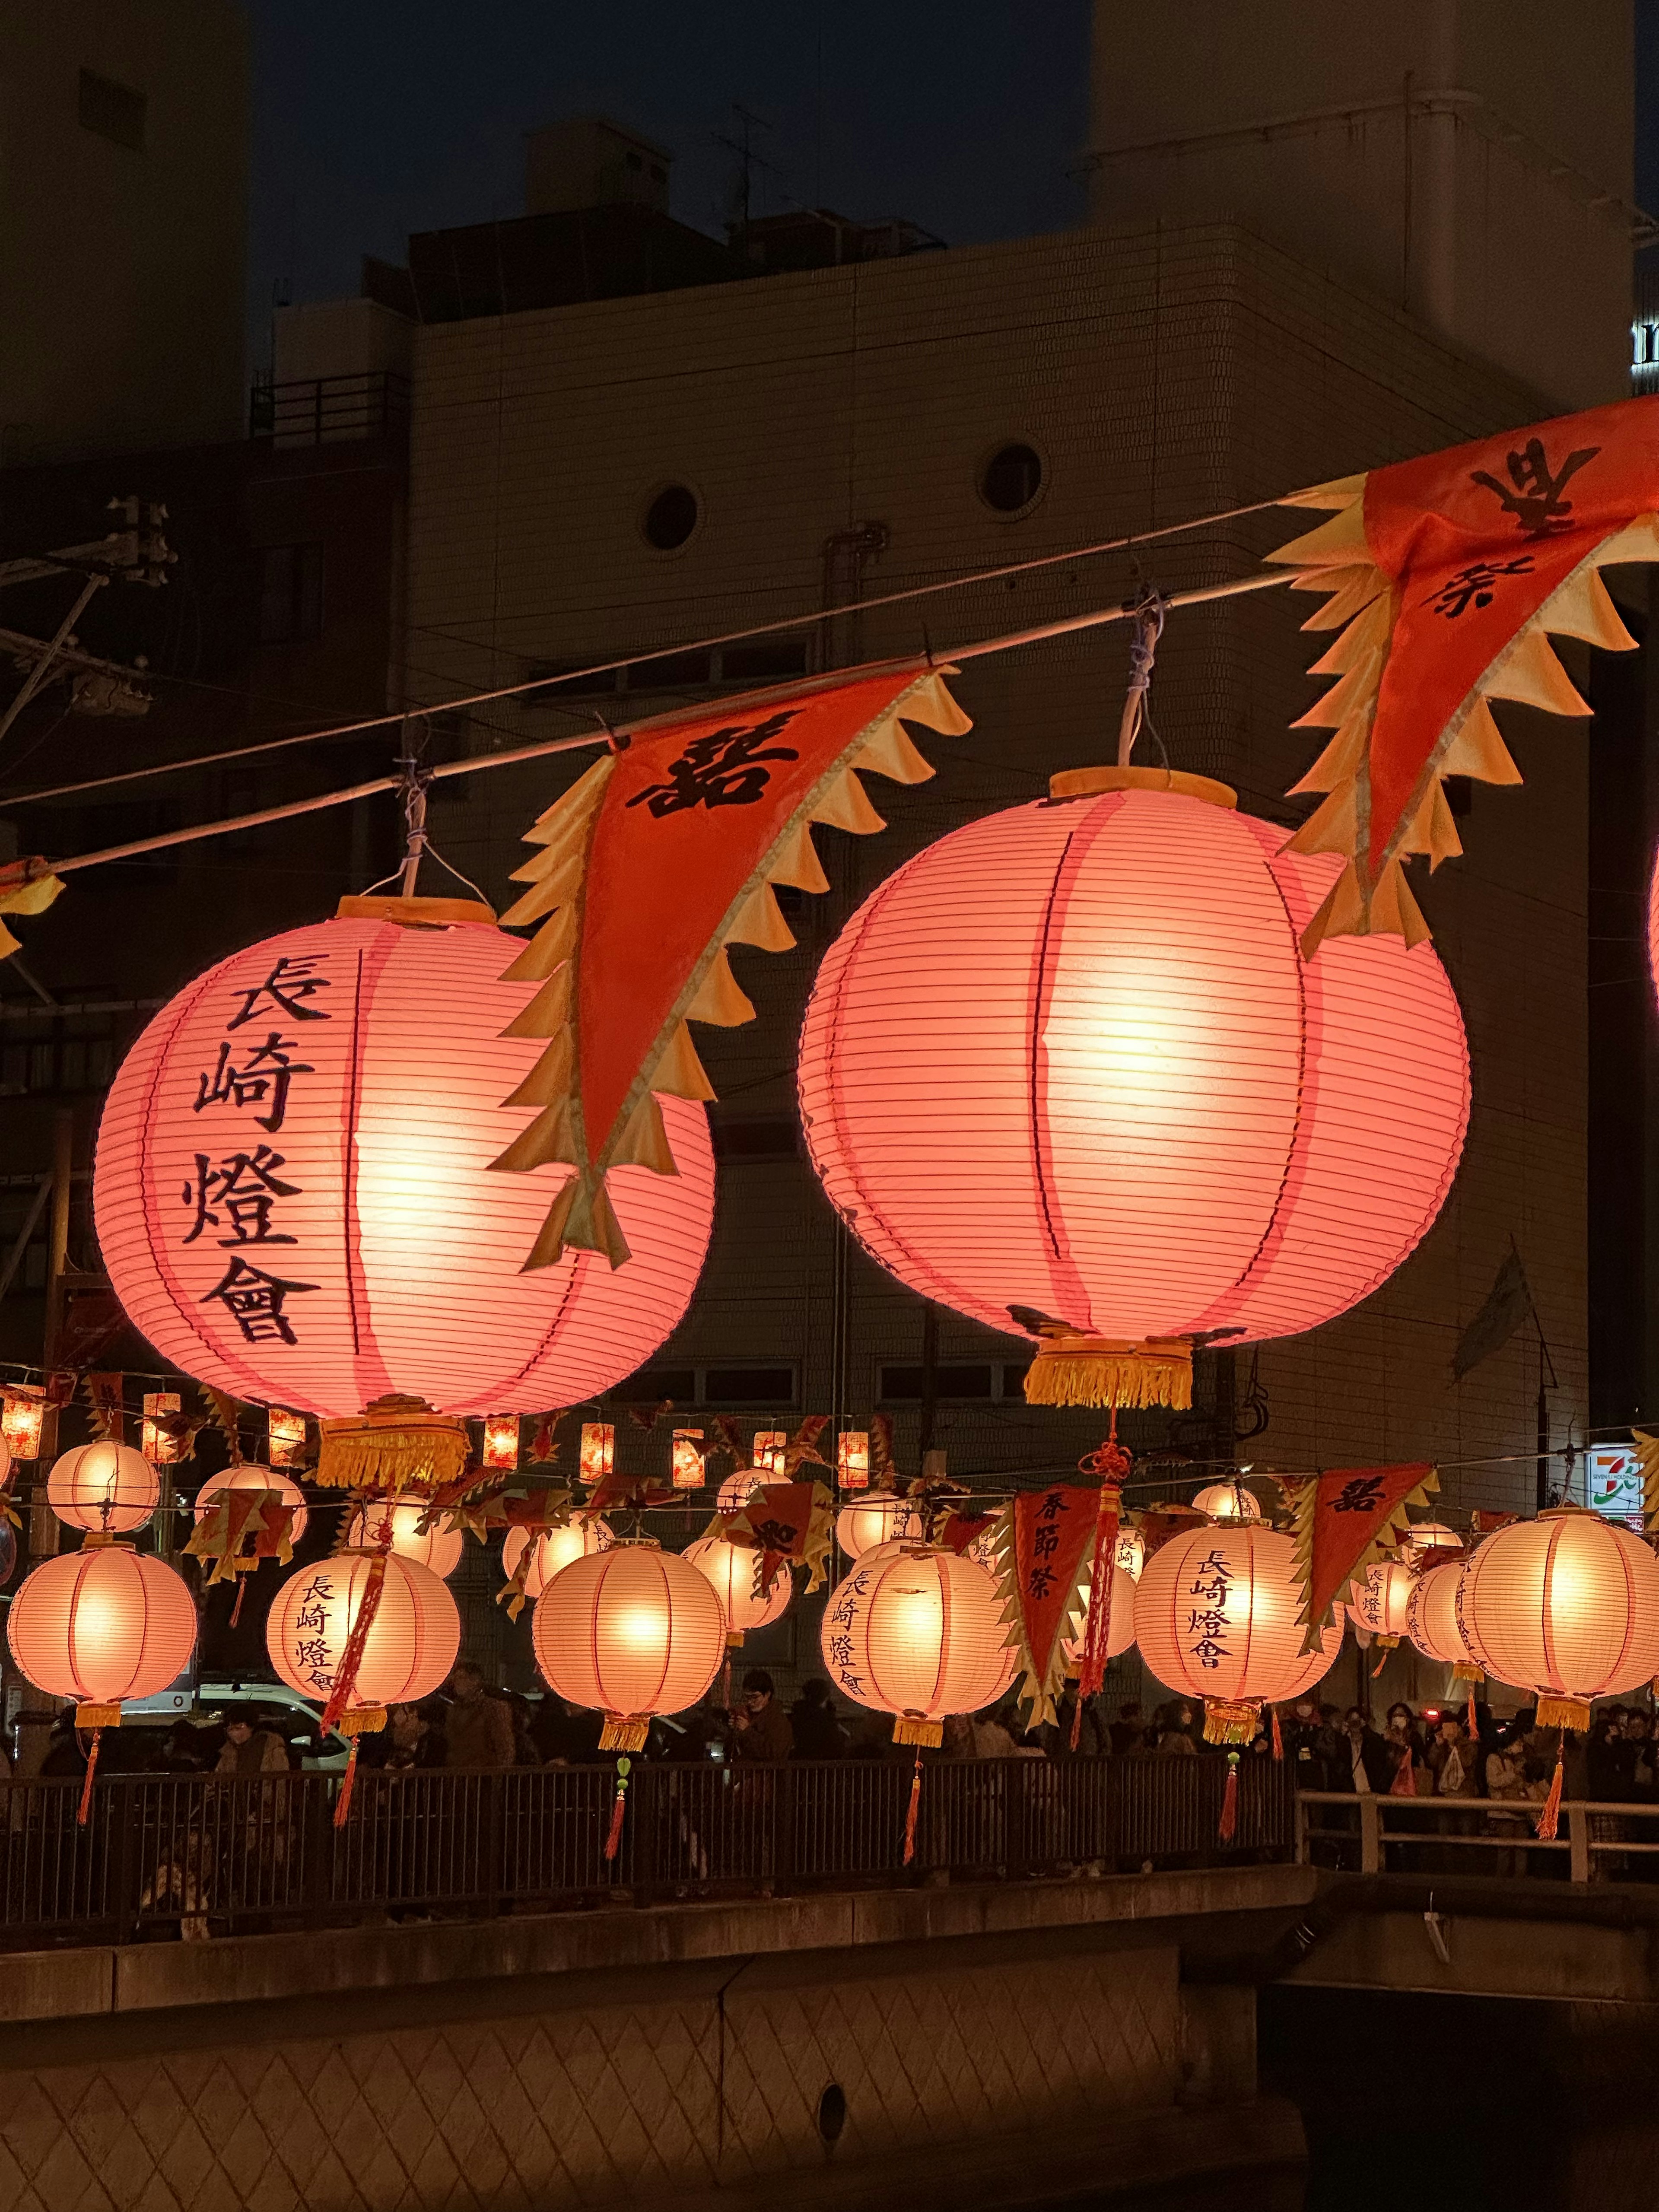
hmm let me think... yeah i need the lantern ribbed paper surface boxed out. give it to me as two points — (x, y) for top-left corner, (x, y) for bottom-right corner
(501, 1516), (612, 1602)
(1062, 1563), (1138, 1666)
(1348, 1559), (1415, 1644)
(820, 1543), (1014, 1746)
(799, 778), (1469, 1376)
(1405, 1520), (1463, 1561)
(1454, 1509), (1659, 1727)
(1192, 1481), (1262, 1525)
(344, 1497), (463, 1580)
(531, 1543), (726, 1749)
(836, 1490), (925, 1561)
(47, 1443), (161, 1534)
(1137, 1525), (1341, 1740)
(686, 1532), (791, 1644)
(93, 913), (715, 1417)
(1116, 1528), (1146, 1580)
(716, 1468), (765, 1514)
(1405, 1558), (1481, 1677)
(267, 1551), (459, 1714)
(7, 1548), (196, 1713)
(193, 1462), (309, 1541)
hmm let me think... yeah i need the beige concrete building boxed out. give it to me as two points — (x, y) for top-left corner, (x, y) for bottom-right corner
(396, 207), (1596, 1527)
(0, 0), (248, 464)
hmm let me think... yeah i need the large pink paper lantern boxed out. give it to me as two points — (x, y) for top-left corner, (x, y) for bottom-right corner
(8, 1546), (196, 1722)
(820, 1543), (1014, 1745)
(193, 1462), (310, 1543)
(1136, 1524), (1341, 1742)
(93, 906), (715, 1417)
(266, 1550), (459, 1722)
(532, 1541), (726, 1749)
(798, 771), (1469, 1404)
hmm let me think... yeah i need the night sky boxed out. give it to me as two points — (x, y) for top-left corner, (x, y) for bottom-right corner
(245, 1), (1093, 361)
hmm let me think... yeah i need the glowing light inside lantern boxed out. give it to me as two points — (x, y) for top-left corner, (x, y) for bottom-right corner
(481, 1414), (519, 1472)
(502, 1516), (611, 1601)
(267, 1407), (306, 1468)
(838, 1431), (870, 1491)
(344, 1497), (464, 1580)
(46, 1442), (161, 1534)
(3, 1389), (45, 1462)
(671, 1428), (705, 1490)
(1192, 1480), (1261, 1525)
(580, 1423), (615, 1487)
(752, 1430), (786, 1477)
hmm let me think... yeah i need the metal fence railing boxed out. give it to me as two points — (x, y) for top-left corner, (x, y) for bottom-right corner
(0, 1755), (1293, 1949)
(249, 371), (410, 447)
(1295, 1788), (1659, 1881)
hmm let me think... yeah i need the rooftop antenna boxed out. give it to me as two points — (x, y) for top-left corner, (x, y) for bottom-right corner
(713, 103), (776, 252)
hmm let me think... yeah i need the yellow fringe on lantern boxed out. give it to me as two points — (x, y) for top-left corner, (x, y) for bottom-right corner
(315, 1396), (469, 1492)
(1451, 1663), (1483, 1684)
(893, 1715), (943, 1748)
(600, 1716), (651, 1752)
(75, 1703), (121, 1729)
(1536, 1694), (1592, 1732)
(1204, 1699), (1261, 1746)
(337, 1707), (387, 1737)
(1023, 1335), (1192, 1412)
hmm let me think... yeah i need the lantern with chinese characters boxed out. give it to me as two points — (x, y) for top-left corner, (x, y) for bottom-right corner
(92, 906), (716, 1418)
(1348, 1559), (1415, 1649)
(8, 1544), (197, 1813)
(267, 1551), (460, 1726)
(501, 1515), (612, 1602)
(1192, 1481), (1262, 1526)
(481, 1415), (519, 1473)
(1454, 1508), (1659, 1729)
(798, 770), (1469, 1411)
(1404, 1559), (1482, 1679)
(820, 1543), (1013, 1745)
(531, 1541), (726, 1749)
(1, 1387), (44, 1462)
(836, 1487), (925, 1561)
(1136, 1525), (1342, 1742)
(579, 1423), (615, 1487)
(837, 1431), (870, 1491)
(716, 1466), (766, 1513)
(686, 1532), (791, 1646)
(1116, 1526), (1146, 1581)
(46, 1441), (160, 1534)
(343, 1496), (464, 1580)
(671, 1429), (705, 1491)
(1404, 1519), (1463, 1563)
(193, 1462), (310, 1543)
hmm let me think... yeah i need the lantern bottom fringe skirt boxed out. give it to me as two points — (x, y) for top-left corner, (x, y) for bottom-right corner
(1203, 1698), (1261, 1746)
(1535, 1694), (1593, 1732)
(1023, 1335), (1193, 1413)
(600, 1715), (651, 1752)
(893, 1715), (944, 1749)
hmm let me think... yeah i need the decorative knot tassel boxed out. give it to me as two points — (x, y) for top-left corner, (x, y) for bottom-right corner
(229, 1576), (247, 1629)
(1270, 1704), (1284, 1763)
(902, 1751), (923, 1867)
(604, 1756), (632, 1863)
(1217, 1752), (1239, 1844)
(333, 1736), (359, 1829)
(1535, 1743), (1566, 1841)
(76, 1728), (102, 1827)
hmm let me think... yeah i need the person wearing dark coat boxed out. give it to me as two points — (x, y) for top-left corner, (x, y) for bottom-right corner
(1331, 1708), (1395, 1794)
(789, 1679), (848, 1759)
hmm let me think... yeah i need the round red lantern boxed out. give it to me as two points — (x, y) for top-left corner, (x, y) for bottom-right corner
(1192, 1481), (1262, 1526)
(799, 770), (1469, 1408)
(820, 1543), (1014, 1745)
(7, 1545), (196, 1723)
(344, 1496), (463, 1580)
(1347, 1559), (1415, 1648)
(266, 1549), (460, 1724)
(193, 1462), (310, 1543)
(685, 1532), (791, 1645)
(1454, 1508), (1659, 1728)
(531, 1541), (726, 1748)
(836, 1489), (926, 1561)
(93, 906), (715, 1418)
(1404, 1558), (1481, 1678)
(47, 1442), (160, 1534)
(501, 1516), (612, 1602)
(1136, 1524), (1341, 1741)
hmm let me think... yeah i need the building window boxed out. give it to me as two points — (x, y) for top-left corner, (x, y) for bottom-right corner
(979, 442), (1044, 515)
(641, 484), (699, 551)
(877, 1360), (1031, 1404)
(605, 1362), (799, 1409)
(79, 69), (146, 152)
(257, 543), (324, 645)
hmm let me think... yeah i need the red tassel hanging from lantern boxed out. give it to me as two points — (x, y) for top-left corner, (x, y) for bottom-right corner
(1271, 1704), (1284, 1762)
(1217, 1752), (1239, 1843)
(1536, 1743), (1566, 1841)
(902, 1751), (923, 1867)
(604, 1756), (632, 1862)
(77, 1727), (104, 1826)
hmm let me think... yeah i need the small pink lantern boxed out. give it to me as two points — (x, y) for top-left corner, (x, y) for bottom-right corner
(532, 1541), (726, 1750)
(46, 1442), (160, 1534)
(685, 1532), (791, 1646)
(501, 1516), (612, 1602)
(344, 1496), (464, 1580)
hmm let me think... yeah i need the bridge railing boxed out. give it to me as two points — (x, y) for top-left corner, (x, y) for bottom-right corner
(1295, 1789), (1659, 1882)
(0, 1754), (1294, 1948)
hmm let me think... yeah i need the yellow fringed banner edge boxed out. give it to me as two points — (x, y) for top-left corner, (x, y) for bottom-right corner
(1204, 1699), (1260, 1747)
(600, 1715), (651, 1752)
(1293, 1462), (1440, 1655)
(1535, 1694), (1592, 1733)
(1022, 1335), (1192, 1412)
(315, 1397), (469, 1493)
(893, 1715), (943, 1748)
